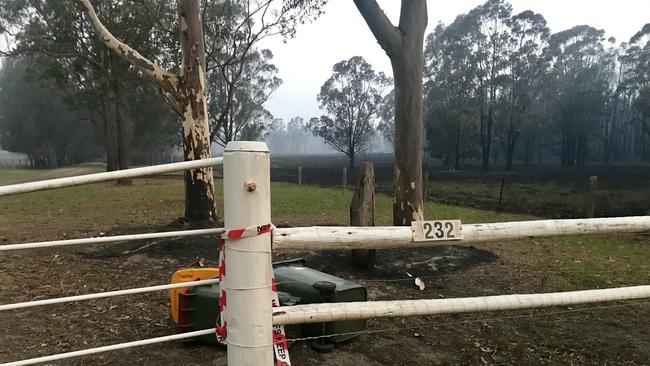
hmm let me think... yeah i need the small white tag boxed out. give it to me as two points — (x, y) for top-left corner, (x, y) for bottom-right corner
(412, 220), (464, 242)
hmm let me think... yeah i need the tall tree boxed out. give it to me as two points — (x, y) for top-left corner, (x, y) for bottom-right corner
(626, 24), (650, 138)
(419, 1), (649, 167)
(353, 0), (428, 225)
(204, 0), (324, 145)
(264, 118), (289, 154)
(77, 0), (215, 222)
(424, 20), (480, 171)
(545, 25), (610, 167)
(500, 10), (549, 170)
(469, 0), (512, 171)
(286, 117), (310, 154)
(210, 49), (282, 146)
(308, 56), (390, 168)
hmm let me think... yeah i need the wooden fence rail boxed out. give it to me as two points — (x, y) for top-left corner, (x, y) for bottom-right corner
(273, 216), (650, 251)
(272, 285), (650, 325)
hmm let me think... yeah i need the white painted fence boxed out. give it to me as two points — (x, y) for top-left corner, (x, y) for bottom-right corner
(1, 141), (649, 366)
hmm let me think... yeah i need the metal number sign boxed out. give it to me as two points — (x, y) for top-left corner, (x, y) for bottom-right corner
(412, 220), (463, 242)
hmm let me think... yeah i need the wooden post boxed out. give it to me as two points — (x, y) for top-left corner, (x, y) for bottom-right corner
(342, 167), (347, 191)
(223, 141), (273, 365)
(350, 163), (375, 268)
(298, 166), (302, 186)
(497, 177), (506, 213)
(586, 176), (598, 218)
(273, 285), (650, 326)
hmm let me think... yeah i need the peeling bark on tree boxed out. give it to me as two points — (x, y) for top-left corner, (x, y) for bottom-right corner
(354, 0), (427, 226)
(391, 47), (425, 225)
(78, 0), (215, 222)
(178, 0), (215, 221)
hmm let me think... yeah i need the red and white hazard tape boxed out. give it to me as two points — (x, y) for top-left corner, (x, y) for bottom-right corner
(271, 277), (291, 365)
(216, 238), (227, 342)
(219, 223), (274, 240)
(216, 224), (292, 366)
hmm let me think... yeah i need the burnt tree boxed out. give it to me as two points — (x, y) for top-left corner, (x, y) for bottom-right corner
(78, 0), (215, 222)
(353, 0), (428, 225)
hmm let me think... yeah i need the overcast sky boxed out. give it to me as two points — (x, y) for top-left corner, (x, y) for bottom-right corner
(262, 0), (650, 124)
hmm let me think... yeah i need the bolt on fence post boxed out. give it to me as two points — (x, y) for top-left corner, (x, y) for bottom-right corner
(223, 141), (273, 365)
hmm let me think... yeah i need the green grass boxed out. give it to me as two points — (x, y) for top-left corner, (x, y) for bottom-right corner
(0, 166), (530, 226)
(0, 177), (532, 232)
(540, 234), (650, 288)
(270, 181), (532, 226)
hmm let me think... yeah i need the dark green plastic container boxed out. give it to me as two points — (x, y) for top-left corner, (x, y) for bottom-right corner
(177, 283), (221, 344)
(273, 262), (367, 343)
(177, 262), (367, 344)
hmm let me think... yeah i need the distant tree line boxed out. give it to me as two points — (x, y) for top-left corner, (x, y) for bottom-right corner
(304, 0), (650, 172)
(1, 0), (648, 175)
(421, 0), (650, 170)
(0, 58), (177, 168)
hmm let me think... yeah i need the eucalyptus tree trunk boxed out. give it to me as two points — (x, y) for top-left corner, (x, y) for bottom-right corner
(103, 86), (132, 184)
(354, 0), (427, 226)
(505, 119), (518, 171)
(177, 0), (215, 221)
(79, 0), (215, 222)
(483, 108), (494, 171)
(103, 89), (119, 172)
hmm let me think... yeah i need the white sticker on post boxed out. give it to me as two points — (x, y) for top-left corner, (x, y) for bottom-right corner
(412, 220), (464, 242)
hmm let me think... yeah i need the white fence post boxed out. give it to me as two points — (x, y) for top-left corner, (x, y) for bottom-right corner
(223, 141), (273, 365)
